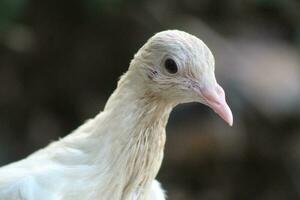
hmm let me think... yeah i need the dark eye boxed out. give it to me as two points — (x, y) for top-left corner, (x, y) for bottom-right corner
(164, 58), (178, 74)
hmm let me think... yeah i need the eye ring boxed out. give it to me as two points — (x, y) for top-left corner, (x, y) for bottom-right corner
(164, 58), (178, 74)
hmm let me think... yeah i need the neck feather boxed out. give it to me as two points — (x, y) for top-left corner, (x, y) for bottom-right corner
(103, 72), (173, 198)
(62, 71), (173, 199)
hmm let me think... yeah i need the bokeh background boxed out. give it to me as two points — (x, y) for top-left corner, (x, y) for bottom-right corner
(1, 0), (300, 199)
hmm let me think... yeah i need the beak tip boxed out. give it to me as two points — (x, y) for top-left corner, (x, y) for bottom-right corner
(223, 111), (233, 127)
(226, 109), (233, 127)
(216, 102), (233, 127)
(228, 119), (233, 127)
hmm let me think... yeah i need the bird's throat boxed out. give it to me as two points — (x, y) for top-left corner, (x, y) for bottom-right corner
(95, 73), (173, 199)
(55, 72), (173, 200)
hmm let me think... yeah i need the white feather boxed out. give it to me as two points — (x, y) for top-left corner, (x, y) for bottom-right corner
(0, 30), (216, 200)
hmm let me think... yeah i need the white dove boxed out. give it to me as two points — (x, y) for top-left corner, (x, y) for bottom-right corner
(0, 30), (233, 200)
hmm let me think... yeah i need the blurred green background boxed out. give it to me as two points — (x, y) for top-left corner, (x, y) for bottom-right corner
(1, 0), (300, 199)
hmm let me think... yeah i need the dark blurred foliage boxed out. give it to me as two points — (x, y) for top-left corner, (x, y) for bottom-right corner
(1, 0), (300, 199)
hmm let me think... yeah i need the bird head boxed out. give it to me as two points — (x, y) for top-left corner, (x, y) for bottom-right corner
(129, 30), (233, 126)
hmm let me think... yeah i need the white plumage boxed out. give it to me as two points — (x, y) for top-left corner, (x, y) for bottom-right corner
(0, 30), (233, 200)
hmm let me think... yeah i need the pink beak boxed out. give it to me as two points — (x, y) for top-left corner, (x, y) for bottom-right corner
(196, 83), (233, 126)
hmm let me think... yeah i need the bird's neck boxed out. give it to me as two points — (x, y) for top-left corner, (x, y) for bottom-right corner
(74, 72), (173, 199)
